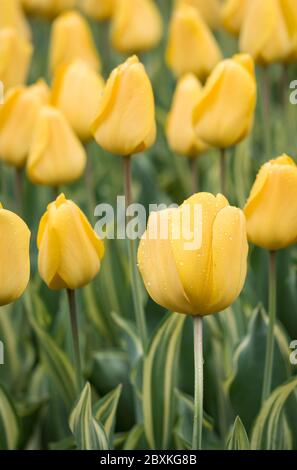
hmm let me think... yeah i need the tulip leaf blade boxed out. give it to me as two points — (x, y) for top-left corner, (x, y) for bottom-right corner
(69, 382), (108, 450)
(142, 312), (185, 450)
(0, 384), (19, 450)
(93, 384), (122, 444)
(227, 416), (250, 450)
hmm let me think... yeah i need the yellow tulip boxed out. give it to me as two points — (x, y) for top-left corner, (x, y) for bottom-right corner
(22, 0), (76, 17)
(0, 204), (30, 306)
(177, 0), (221, 29)
(0, 80), (49, 168)
(52, 59), (105, 142)
(0, 28), (33, 91)
(193, 54), (257, 149)
(49, 10), (101, 75)
(244, 155), (297, 251)
(138, 192), (248, 315)
(37, 193), (104, 290)
(110, 0), (162, 53)
(280, 0), (297, 62)
(92, 55), (156, 156)
(166, 5), (222, 80)
(0, 0), (31, 39)
(239, 0), (293, 64)
(79, 0), (115, 20)
(166, 73), (208, 157)
(27, 105), (87, 186)
(221, 0), (248, 36)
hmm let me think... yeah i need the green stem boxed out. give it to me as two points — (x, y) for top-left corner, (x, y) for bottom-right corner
(261, 66), (271, 157)
(220, 148), (226, 195)
(67, 289), (83, 392)
(192, 316), (203, 450)
(190, 156), (199, 194)
(262, 251), (277, 403)
(123, 156), (147, 350)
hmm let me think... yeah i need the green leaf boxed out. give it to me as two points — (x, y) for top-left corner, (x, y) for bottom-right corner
(93, 384), (122, 443)
(69, 383), (108, 450)
(142, 312), (185, 449)
(227, 416), (250, 450)
(123, 425), (145, 450)
(228, 305), (291, 432)
(0, 384), (19, 450)
(111, 311), (142, 364)
(251, 377), (297, 450)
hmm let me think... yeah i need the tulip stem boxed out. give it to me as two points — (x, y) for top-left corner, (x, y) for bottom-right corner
(220, 148), (226, 195)
(123, 156), (147, 350)
(190, 157), (199, 194)
(261, 66), (271, 157)
(192, 316), (203, 450)
(262, 251), (277, 403)
(67, 289), (83, 392)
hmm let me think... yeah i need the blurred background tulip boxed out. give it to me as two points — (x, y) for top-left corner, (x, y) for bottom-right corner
(37, 193), (104, 290)
(52, 59), (105, 142)
(0, 203), (30, 306)
(27, 105), (87, 186)
(244, 155), (297, 251)
(0, 28), (33, 91)
(0, 0), (31, 39)
(110, 0), (163, 53)
(92, 55), (156, 156)
(177, 0), (221, 30)
(166, 4), (222, 80)
(79, 0), (115, 21)
(221, 0), (248, 36)
(138, 192), (248, 316)
(0, 80), (49, 168)
(22, 0), (76, 18)
(49, 10), (101, 75)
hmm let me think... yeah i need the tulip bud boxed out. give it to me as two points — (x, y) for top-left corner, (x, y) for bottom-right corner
(166, 5), (222, 80)
(22, 0), (76, 18)
(110, 0), (162, 53)
(221, 0), (248, 36)
(177, 0), (221, 29)
(49, 10), (101, 75)
(37, 193), (105, 290)
(0, 28), (33, 91)
(0, 80), (49, 168)
(92, 55), (156, 156)
(27, 105), (87, 186)
(166, 74), (208, 157)
(138, 192), (248, 315)
(0, 204), (30, 306)
(0, 0), (31, 39)
(193, 53), (257, 149)
(244, 155), (297, 251)
(239, 0), (292, 64)
(52, 59), (105, 142)
(79, 0), (115, 21)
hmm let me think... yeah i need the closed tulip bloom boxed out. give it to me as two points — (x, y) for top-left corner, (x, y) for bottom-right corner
(221, 0), (248, 36)
(92, 55), (156, 156)
(0, 28), (33, 91)
(177, 0), (221, 29)
(138, 192), (248, 315)
(244, 155), (297, 251)
(280, 0), (297, 62)
(193, 54), (256, 149)
(239, 0), (292, 64)
(52, 59), (105, 141)
(0, 0), (31, 39)
(166, 74), (208, 157)
(0, 204), (30, 306)
(0, 80), (49, 168)
(79, 0), (115, 20)
(49, 10), (101, 75)
(110, 0), (162, 53)
(166, 5), (222, 80)
(27, 106), (87, 186)
(22, 0), (76, 17)
(37, 193), (104, 290)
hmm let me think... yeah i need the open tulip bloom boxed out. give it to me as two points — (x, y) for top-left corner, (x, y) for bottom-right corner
(138, 192), (248, 449)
